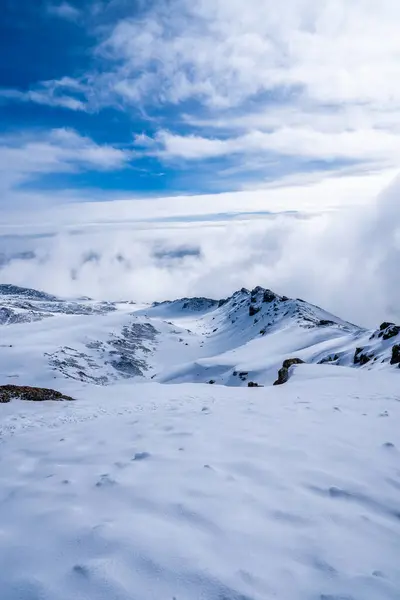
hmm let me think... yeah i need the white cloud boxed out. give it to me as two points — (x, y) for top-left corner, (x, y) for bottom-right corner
(147, 128), (400, 167)
(0, 170), (398, 327)
(47, 2), (81, 21)
(0, 78), (89, 112)
(0, 128), (131, 200)
(98, 0), (400, 109)
(4, 0), (400, 181)
(98, 0), (400, 171)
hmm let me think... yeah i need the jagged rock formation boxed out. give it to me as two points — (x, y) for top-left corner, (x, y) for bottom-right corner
(354, 347), (373, 366)
(378, 322), (400, 340)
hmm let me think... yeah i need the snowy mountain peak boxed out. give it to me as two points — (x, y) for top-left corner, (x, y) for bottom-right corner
(0, 282), (399, 388)
(208, 285), (356, 337)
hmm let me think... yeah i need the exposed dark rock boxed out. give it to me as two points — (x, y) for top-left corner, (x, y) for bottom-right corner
(263, 289), (276, 303)
(249, 305), (260, 317)
(208, 380), (216, 385)
(218, 298), (227, 308)
(274, 367), (289, 386)
(359, 354), (372, 365)
(248, 381), (263, 387)
(380, 322), (395, 331)
(353, 347), (362, 364)
(282, 358), (305, 369)
(319, 319), (336, 327)
(281, 296), (289, 302)
(0, 385), (74, 403)
(382, 324), (400, 340)
(354, 347), (373, 366)
(390, 344), (400, 365)
(274, 358), (305, 385)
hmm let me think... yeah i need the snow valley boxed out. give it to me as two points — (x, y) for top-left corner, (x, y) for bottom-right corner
(0, 282), (399, 600)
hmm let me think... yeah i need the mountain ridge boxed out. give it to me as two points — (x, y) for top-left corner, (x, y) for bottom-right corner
(0, 283), (399, 388)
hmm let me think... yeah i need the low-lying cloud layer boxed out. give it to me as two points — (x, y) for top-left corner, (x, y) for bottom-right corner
(0, 172), (399, 328)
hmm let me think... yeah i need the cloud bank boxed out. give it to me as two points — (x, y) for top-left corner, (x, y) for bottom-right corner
(1, 172), (399, 328)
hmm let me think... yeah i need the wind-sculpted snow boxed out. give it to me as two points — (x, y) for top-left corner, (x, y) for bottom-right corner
(0, 372), (399, 600)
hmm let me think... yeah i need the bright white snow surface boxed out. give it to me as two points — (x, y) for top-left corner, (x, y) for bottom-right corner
(1, 367), (400, 600)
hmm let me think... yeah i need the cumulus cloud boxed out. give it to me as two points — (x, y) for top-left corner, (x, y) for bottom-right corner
(1, 171), (399, 328)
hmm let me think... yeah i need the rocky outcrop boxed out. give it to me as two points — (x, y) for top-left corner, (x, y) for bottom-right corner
(354, 347), (373, 366)
(249, 305), (260, 317)
(263, 289), (276, 303)
(390, 344), (400, 366)
(0, 385), (74, 403)
(381, 323), (400, 340)
(273, 358), (305, 386)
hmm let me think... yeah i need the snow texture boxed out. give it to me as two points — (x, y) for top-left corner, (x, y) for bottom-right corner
(0, 372), (399, 600)
(1, 284), (400, 599)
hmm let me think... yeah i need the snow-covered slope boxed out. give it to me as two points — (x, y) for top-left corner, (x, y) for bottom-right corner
(1, 284), (400, 599)
(1, 284), (400, 388)
(0, 368), (399, 600)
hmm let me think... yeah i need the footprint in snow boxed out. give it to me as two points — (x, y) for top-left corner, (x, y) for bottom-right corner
(382, 442), (396, 450)
(372, 570), (385, 578)
(95, 474), (116, 487)
(132, 452), (151, 461)
(73, 564), (90, 578)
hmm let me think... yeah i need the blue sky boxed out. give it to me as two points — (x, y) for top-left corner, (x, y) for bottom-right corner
(1, 0), (400, 207)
